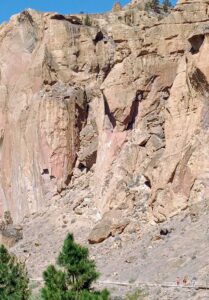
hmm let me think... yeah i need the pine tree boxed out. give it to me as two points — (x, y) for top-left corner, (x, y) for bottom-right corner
(42, 234), (109, 300)
(84, 14), (92, 26)
(0, 245), (30, 300)
(150, 0), (160, 12)
(41, 265), (68, 300)
(162, 0), (172, 12)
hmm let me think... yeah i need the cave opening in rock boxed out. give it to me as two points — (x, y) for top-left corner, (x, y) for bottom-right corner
(42, 169), (49, 175)
(144, 176), (152, 188)
(160, 227), (173, 236)
(93, 31), (104, 45)
(160, 228), (170, 236)
(78, 163), (86, 172)
(145, 180), (151, 188)
(189, 34), (205, 54)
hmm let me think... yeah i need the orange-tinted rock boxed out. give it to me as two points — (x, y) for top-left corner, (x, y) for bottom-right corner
(0, 1), (209, 234)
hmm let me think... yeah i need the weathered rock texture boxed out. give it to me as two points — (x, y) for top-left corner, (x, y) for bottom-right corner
(0, 211), (22, 247)
(0, 1), (208, 299)
(0, 0), (209, 252)
(0, 0), (209, 262)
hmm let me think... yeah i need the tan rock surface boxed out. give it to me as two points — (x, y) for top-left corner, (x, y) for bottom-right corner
(0, 0), (208, 227)
(88, 210), (130, 244)
(0, 1), (209, 297)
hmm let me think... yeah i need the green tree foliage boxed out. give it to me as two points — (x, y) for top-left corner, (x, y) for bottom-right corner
(151, 0), (160, 12)
(162, 0), (172, 12)
(0, 245), (30, 300)
(84, 14), (92, 26)
(145, 0), (160, 13)
(145, 2), (152, 11)
(42, 234), (109, 300)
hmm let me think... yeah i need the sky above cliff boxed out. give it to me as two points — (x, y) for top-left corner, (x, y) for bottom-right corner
(0, 0), (177, 23)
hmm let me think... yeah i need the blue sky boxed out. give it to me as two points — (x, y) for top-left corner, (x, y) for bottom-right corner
(0, 0), (177, 24)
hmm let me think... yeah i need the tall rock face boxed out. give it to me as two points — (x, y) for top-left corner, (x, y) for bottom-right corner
(0, 0), (209, 235)
(0, 10), (113, 220)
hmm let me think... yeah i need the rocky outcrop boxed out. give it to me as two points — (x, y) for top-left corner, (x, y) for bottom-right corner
(0, 211), (23, 247)
(112, 2), (122, 13)
(0, 0), (209, 248)
(88, 210), (130, 244)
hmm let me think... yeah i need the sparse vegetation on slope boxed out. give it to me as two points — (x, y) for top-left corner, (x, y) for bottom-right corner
(125, 289), (147, 300)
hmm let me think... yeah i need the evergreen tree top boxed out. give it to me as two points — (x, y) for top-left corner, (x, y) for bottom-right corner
(42, 233), (109, 299)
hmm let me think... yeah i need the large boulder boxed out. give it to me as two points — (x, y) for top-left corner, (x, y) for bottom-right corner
(88, 210), (130, 244)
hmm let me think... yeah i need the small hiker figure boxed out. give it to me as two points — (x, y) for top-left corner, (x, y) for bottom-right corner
(183, 276), (188, 285)
(176, 277), (180, 285)
(191, 277), (197, 287)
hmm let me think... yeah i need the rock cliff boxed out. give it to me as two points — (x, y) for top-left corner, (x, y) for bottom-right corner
(1, 0), (209, 298)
